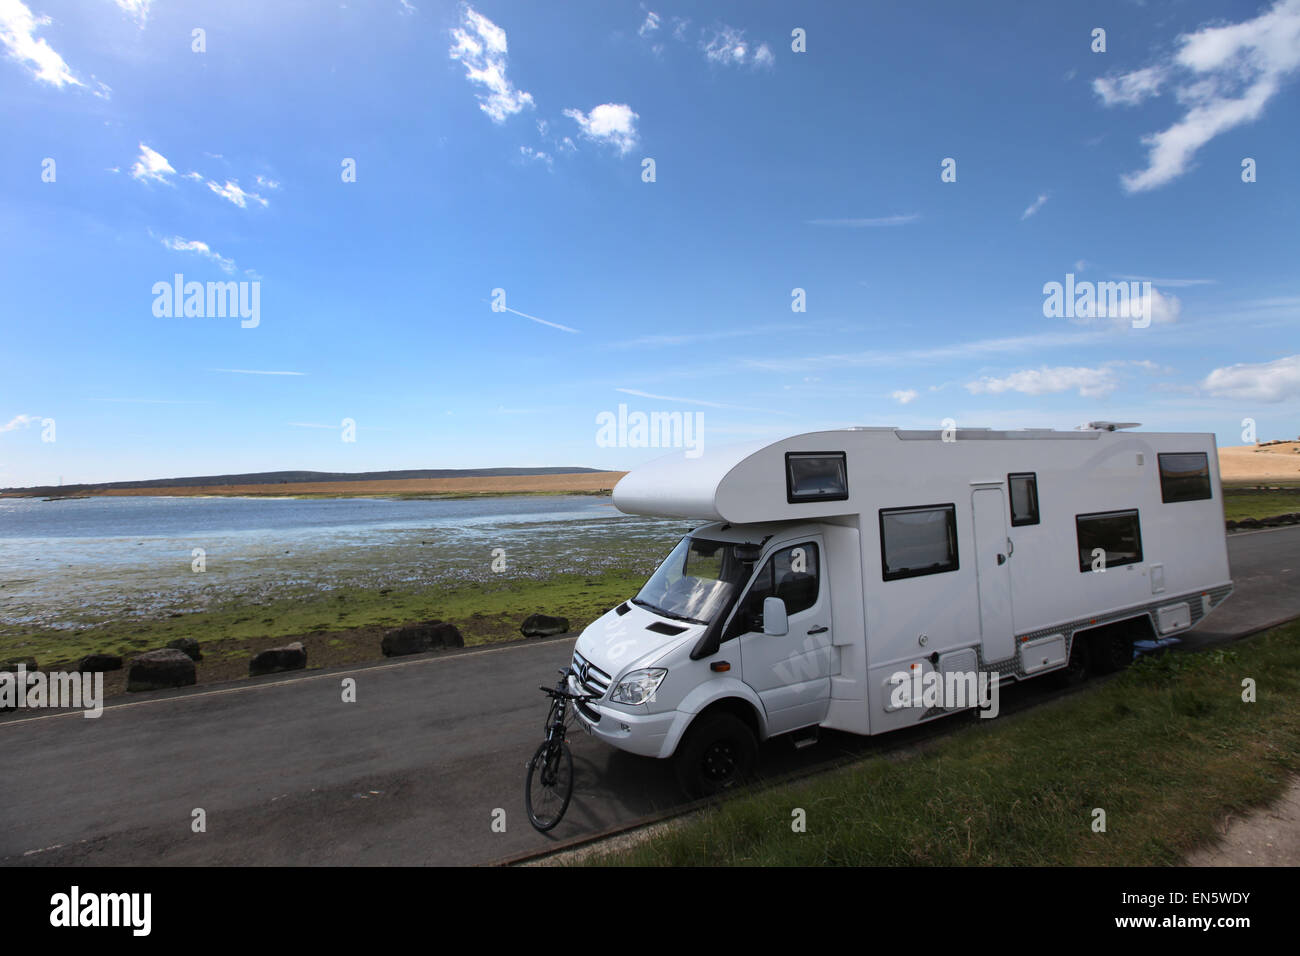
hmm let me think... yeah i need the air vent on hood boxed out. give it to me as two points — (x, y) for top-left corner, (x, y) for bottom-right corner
(615, 602), (630, 616)
(646, 621), (687, 636)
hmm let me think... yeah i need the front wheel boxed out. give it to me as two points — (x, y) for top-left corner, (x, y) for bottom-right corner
(525, 739), (573, 832)
(673, 713), (758, 798)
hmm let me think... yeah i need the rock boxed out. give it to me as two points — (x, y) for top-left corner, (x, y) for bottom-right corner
(77, 653), (123, 673)
(521, 613), (569, 638)
(1237, 517), (1262, 529)
(166, 637), (203, 661)
(1, 657), (38, 672)
(249, 641), (307, 677)
(127, 649), (197, 692)
(380, 621), (463, 657)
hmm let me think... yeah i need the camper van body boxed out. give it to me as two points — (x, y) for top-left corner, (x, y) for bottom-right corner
(569, 427), (1232, 787)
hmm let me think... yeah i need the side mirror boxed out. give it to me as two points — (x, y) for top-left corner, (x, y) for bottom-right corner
(762, 596), (789, 636)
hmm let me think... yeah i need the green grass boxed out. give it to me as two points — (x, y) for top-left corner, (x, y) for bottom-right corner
(0, 569), (645, 668)
(1221, 484), (1300, 521)
(587, 620), (1300, 866)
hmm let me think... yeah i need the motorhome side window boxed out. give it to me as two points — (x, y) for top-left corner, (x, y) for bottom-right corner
(736, 543), (820, 631)
(1075, 510), (1143, 572)
(1158, 452), (1212, 503)
(785, 452), (848, 503)
(1008, 472), (1040, 526)
(879, 504), (959, 581)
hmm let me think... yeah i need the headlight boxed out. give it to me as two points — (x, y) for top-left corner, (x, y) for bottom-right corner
(609, 668), (668, 706)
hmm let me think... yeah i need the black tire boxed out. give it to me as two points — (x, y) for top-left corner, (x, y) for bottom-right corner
(525, 739), (573, 832)
(1055, 634), (1091, 687)
(1091, 627), (1136, 675)
(673, 712), (758, 798)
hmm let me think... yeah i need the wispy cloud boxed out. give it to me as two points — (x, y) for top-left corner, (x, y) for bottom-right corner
(701, 24), (773, 69)
(1114, 274), (1215, 288)
(1020, 193), (1049, 220)
(804, 214), (919, 227)
(891, 389), (918, 404)
(0, 0), (90, 89)
(449, 5), (534, 123)
(160, 236), (236, 274)
(131, 144), (176, 185)
(0, 413), (40, 433)
(1093, 0), (1300, 192)
(500, 305), (579, 334)
(563, 103), (639, 155)
(207, 179), (268, 208)
(615, 387), (784, 414)
(638, 10), (660, 38)
(519, 145), (553, 169)
(965, 365), (1119, 399)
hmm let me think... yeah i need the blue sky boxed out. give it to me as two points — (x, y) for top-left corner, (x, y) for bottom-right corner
(1, 0), (1297, 486)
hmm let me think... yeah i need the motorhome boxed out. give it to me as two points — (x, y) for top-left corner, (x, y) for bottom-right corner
(569, 424), (1233, 795)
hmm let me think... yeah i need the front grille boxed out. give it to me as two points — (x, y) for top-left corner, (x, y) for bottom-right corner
(571, 650), (611, 699)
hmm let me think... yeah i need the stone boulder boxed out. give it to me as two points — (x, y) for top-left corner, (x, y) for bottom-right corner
(166, 637), (203, 661)
(249, 641), (307, 677)
(521, 614), (569, 638)
(127, 649), (197, 692)
(380, 621), (464, 657)
(77, 653), (123, 673)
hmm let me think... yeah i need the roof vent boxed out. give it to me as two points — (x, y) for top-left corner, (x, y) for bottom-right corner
(1080, 421), (1141, 432)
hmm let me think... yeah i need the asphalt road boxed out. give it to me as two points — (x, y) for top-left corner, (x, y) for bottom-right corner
(2, 525), (1297, 866)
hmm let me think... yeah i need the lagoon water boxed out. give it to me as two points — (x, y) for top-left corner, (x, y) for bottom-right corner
(0, 496), (684, 629)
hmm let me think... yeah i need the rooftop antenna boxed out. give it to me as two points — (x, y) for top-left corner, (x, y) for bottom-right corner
(1079, 421), (1142, 432)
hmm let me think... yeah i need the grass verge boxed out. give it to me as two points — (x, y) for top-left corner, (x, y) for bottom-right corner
(1222, 484), (1300, 521)
(586, 620), (1300, 866)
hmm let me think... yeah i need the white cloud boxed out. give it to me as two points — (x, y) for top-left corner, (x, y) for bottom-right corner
(891, 389), (918, 404)
(0, 0), (84, 88)
(160, 235), (236, 274)
(1093, 0), (1300, 192)
(255, 174), (281, 190)
(519, 145), (553, 169)
(1201, 354), (1300, 402)
(1093, 65), (1167, 106)
(130, 143), (175, 184)
(804, 214), (919, 227)
(398, 0), (416, 15)
(0, 413), (40, 433)
(449, 5), (534, 123)
(206, 179), (268, 208)
(670, 17), (689, 41)
(965, 366), (1119, 399)
(563, 102), (639, 155)
(1020, 193), (1049, 220)
(701, 24), (771, 69)
(615, 387), (782, 414)
(112, 0), (152, 26)
(638, 10), (660, 37)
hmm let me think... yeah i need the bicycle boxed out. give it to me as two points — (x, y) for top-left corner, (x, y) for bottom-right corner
(525, 668), (599, 832)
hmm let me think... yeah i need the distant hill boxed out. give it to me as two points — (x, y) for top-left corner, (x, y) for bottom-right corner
(2, 467), (604, 496)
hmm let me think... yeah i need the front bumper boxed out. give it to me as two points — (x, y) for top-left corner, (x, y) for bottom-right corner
(569, 673), (679, 759)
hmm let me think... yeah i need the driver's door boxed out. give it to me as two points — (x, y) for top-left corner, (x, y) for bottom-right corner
(735, 539), (833, 736)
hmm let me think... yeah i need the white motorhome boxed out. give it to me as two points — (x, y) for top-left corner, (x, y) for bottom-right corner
(569, 424), (1233, 795)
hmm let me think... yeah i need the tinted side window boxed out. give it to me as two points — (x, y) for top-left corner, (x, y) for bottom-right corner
(1008, 472), (1040, 526)
(880, 504), (959, 580)
(736, 543), (821, 629)
(1158, 452), (1212, 503)
(1076, 510), (1143, 572)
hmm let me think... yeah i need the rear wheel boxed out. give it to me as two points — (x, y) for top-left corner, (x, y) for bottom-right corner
(673, 713), (758, 798)
(525, 739), (573, 832)
(1091, 626), (1136, 675)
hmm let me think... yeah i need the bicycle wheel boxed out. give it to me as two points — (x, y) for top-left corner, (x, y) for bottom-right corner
(525, 738), (573, 832)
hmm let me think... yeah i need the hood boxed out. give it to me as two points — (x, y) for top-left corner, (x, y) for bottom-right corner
(574, 601), (704, 681)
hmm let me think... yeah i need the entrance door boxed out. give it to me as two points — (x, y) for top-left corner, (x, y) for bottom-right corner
(972, 488), (1015, 663)
(737, 538), (833, 736)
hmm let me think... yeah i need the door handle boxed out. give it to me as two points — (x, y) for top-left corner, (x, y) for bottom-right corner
(809, 625), (829, 634)
(996, 554), (1006, 565)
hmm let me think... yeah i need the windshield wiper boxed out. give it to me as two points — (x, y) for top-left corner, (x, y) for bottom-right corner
(632, 598), (704, 625)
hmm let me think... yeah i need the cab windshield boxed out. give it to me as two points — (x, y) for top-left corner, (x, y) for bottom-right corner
(633, 536), (752, 625)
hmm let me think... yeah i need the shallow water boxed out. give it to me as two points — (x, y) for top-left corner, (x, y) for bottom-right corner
(0, 496), (687, 629)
